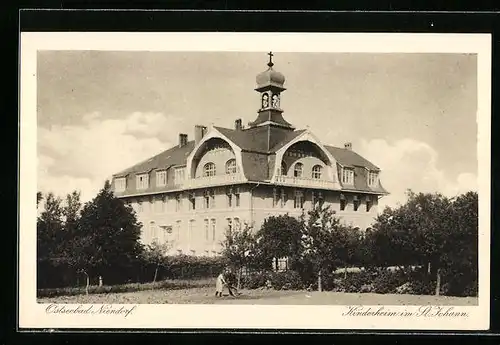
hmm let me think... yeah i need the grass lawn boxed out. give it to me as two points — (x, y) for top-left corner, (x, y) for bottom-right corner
(38, 286), (478, 305)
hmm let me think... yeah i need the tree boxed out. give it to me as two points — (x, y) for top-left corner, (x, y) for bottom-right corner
(370, 190), (478, 296)
(37, 192), (43, 208)
(73, 180), (144, 287)
(300, 204), (350, 292)
(254, 214), (304, 270)
(220, 223), (257, 290)
(141, 241), (172, 283)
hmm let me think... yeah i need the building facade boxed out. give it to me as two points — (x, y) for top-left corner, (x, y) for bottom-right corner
(111, 53), (389, 256)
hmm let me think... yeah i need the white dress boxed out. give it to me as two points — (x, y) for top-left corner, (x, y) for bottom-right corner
(216, 274), (225, 293)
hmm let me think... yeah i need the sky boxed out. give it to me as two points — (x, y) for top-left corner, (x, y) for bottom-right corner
(37, 51), (478, 209)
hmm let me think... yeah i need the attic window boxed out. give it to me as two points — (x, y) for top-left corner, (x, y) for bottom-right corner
(294, 163), (303, 178)
(174, 167), (185, 185)
(114, 177), (126, 192)
(136, 173), (149, 190)
(156, 170), (167, 187)
(368, 171), (379, 187)
(203, 162), (216, 177)
(341, 168), (354, 185)
(225, 159), (237, 174)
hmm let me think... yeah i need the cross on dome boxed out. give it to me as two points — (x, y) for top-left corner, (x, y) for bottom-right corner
(267, 51), (274, 67)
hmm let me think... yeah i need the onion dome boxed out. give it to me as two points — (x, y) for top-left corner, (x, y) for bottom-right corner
(256, 52), (286, 89)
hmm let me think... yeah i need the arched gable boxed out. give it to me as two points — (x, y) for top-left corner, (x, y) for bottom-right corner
(186, 127), (246, 180)
(272, 130), (342, 188)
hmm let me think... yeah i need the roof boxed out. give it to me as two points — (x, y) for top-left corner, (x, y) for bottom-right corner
(111, 126), (386, 195)
(325, 145), (380, 171)
(113, 141), (195, 176)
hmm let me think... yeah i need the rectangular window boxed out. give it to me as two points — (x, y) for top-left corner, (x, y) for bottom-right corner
(114, 177), (126, 192)
(368, 171), (378, 187)
(174, 167), (185, 185)
(136, 173), (149, 190)
(176, 220), (181, 241)
(211, 218), (216, 241)
(294, 190), (304, 209)
(366, 195), (374, 212)
(273, 188), (278, 208)
(341, 168), (354, 185)
(205, 250), (209, 257)
(234, 187), (240, 207)
(161, 196), (166, 212)
(189, 192), (196, 210)
(280, 188), (286, 208)
(340, 194), (347, 211)
(154, 197), (163, 213)
(138, 201), (144, 213)
(189, 220), (195, 244)
(226, 187), (233, 207)
(156, 170), (167, 187)
(204, 189), (215, 209)
(204, 219), (209, 241)
(353, 195), (360, 211)
(175, 194), (182, 212)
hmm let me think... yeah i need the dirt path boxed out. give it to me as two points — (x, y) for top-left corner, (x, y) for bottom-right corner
(38, 287), (478, 305)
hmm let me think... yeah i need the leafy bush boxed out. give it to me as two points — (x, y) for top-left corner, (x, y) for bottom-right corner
(241, 271), (273, 289)
(271, 271), (303, 290)
(372, 268), (408, 294)
(241, 270), (303, 290)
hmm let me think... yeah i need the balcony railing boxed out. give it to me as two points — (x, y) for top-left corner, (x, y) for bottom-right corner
(274, 175), (337, 189)
(183, 173), (245, 189)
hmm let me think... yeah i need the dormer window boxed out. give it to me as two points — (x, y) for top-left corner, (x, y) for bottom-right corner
(136, 173), (149, 190)
(341, 168), (354, 185)
(114, 177), (126, 192)
(174, 167), (185, 185)
(203, 162), (216, 177)
(156, 170), (167, 187)
(368, 171), (379, 187)
(312, 165), (322, 179)
(225, 159), (237, 174)
(294, 163), (303, 178)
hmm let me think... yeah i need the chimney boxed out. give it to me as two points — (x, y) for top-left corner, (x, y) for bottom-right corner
(179, 133), (188, 148)
(194, 125), (207, 144)
(344, 142), (352, 150)
(235, 118), (243, 130)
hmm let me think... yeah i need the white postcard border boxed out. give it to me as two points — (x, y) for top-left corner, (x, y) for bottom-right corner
(19, 32), (491, 330)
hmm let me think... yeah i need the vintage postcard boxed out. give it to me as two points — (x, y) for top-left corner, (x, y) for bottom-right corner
(19, 32), (491, 331)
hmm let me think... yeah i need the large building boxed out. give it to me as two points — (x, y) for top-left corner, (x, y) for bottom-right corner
(111, 53), (389, 256)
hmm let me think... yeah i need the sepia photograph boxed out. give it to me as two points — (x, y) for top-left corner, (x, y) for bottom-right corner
(19, 32), (491, 330)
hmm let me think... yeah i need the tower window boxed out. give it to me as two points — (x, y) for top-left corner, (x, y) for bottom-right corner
(225, 159), (237, 174)
(312, 165), (322, 179)
(294, 163), (303, 178)
(203, 162), (216, 177)
(262, 93), (270, 108)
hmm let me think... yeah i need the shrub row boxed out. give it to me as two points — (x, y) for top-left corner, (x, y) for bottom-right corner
(38, 255), (227, 289)
(240, 268), (478, 297)
(37, 278), (214, 298)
